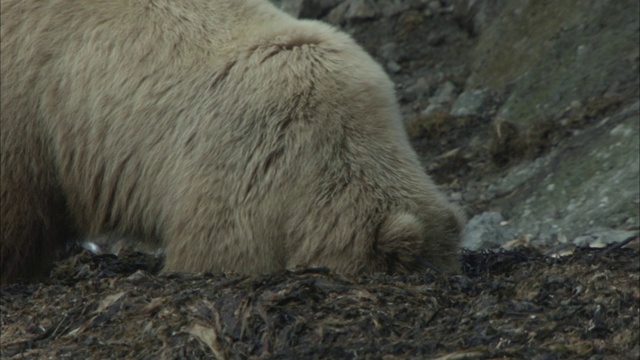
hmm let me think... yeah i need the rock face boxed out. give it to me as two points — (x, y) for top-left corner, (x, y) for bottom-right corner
(272, 0), (639, 248)
(471, 101), (639, 242)
(467, 0), (639, 128)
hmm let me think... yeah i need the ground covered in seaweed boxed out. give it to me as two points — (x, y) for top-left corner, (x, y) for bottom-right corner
(2, 1), (639, 359)
(2, 238), (638, 359)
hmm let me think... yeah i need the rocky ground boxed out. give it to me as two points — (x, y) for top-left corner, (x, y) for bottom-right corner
(2, 0), (639, 358)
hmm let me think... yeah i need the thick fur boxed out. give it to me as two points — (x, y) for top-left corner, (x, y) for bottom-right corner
(0, 0), (465, 283)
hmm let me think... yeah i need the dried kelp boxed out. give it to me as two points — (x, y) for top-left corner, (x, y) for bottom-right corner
(1, 240), (638, 359)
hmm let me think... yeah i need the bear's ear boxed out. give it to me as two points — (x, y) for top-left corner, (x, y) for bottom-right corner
(376, 212), (423, 273)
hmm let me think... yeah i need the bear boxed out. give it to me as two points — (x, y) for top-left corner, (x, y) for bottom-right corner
(0, 0), (465, 284)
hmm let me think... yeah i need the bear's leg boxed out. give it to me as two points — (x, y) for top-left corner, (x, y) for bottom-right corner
(0, 131), (73, 284)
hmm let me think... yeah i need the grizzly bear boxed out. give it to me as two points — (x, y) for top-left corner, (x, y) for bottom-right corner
(0, 0), (465, 283)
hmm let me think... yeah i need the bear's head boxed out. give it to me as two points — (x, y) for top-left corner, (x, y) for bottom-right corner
(374, 206), (465, 274)
(237, 21), (466, 275)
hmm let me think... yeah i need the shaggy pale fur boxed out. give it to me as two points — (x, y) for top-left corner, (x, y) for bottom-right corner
(0, 0), (465, 283)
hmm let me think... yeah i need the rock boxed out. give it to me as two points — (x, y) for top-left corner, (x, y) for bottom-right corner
(575, 44), (589, 65)
(451, 88), (491, 116)
(386, 61), (402, 73)
(380, 0), (412, 18)
(344, 0), (378, 20)
(451, 0), (483, 35)
(427, 33), (447, 47)
(326, 0), (379, 25)
(271, 0), (343, 18)
(421, 103), (446, 116)
(461, 212), (518, 250)
(572, 228), (639, 248)
(420, 81), (457, 115)
(427, 1), (442, 12)
(404, 77), (433, 102)
(429, 81), (457, 104)
(377, 42), (400, 62)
